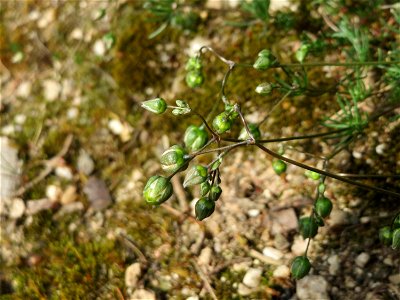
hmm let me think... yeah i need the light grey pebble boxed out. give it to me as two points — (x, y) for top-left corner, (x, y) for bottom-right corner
(125, 262), (141, 288)
(26, 198), (54, 215)
(9, 198), (25, 219)
(296, 275), (330, 300)
(242, 268), (262, 288)
(77, 150), (95, 175)
(355, 252), (370, 268)
(83, 176), (112, 210)
(130, 289), (155, 300)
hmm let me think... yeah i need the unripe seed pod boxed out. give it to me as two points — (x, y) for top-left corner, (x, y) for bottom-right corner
(238, 123), (261, 140)
(200, 182), (211, 196)
(183, 165), (208, 188)
(160, 145), (187, 173)
(318, 183), (326, 194)
(141, 97), (167, 114)
(305, 170), (321, 180)
(295, 44), (310, 63)
(186, 70), (204, 88)
(195, 197), (215, 221)
(315, 197), (333, 218)
(143, 175), (173, 205)
(184, 125), (209, 152)
(379, 226), (393, 246)
(394, 215), (400, 229)
(209, 185), (222, 201)
(299, 216), (318, 239)
(392, 228), (400, 250)
(253, 49), (279, 70)
(315, 215), (325, 227)
(272, 159), (287, 175)
(185, 57), (202, 71)
(212, 112), (233, 134)
(255, 82), (275, 95)
(291, 256), (311, 280)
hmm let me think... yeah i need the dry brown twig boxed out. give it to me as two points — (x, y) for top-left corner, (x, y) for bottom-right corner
(192, 259), (218, 300)
(14, 134), (74, 197)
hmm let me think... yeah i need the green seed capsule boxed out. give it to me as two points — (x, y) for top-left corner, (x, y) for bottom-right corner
(184, 125), (209, 152)
(272, 159), (287, 175)
(185, 57), (202, 71)
(315, 197), (333, 218)
(238, 123), (261, 140)
(160, 145), (187, 173)
(315, 215), (325, 227)
(394, 215), (400, 229)
(141, 97), (167, 114)
(183, 165), (208, 188)
(299, 216), (318, 239)
(200, 182), (211, 196)
(392, 228), (400, 250)
(143, 175), (173, 205)
(318, 183), (326, 194)
(209, 185), (222, 201)
(295, 44), (310, 63)
(186, 70), (204, 88)
(378, 226), (392, 246)
(253, 49), (279, 70)
(305, 170), (321, 180)
(255, 82), (275, 95)
(291, 256), (311, 280)
(212, 112), (233, 134)
(195, 197), (215, 220)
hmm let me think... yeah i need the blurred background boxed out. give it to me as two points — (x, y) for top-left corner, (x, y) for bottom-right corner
(1, 1), (399, 299)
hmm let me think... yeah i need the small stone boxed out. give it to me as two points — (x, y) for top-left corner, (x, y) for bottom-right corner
(232, 261), (252, 272)
(60, 185), (77, 205)
(43, 79), (61, 101)
(327, 254), (340, 275)
(108, 119), (124, 135)
(0, 137), (21, 199)
(270, 208), (298, 235)
(352, 151), (362, 159)
(262, 247), (283, 261)
(296, 275), (330, 300)
(93, 40), (106, 56)
(186, 296), (199, 300)
(54, 202), (84, 218)
(375, 143), (387, 156)
(198, 247), (212, 266)
(125, 263), (141, 288)
(70, 28), (83, 40)
(26, 198), (54, 215)
(355, 252), (370, 268)
(67, 107), (79, 119)
(55, 166), (73, 180)
(389, 273), (400, 285)
(16, 81), (31, 98)
(273, 265), (290, 278)
(237, 283), (254, 296)
(242, 268), (262, 288)
(383, 257), (393, 266)
(77, 150), (95, 175)
(46, 185), (62, 202)
(130, 289), (156, 300)
(329, 209), (353, 227)
(83, 176), (112, 210)
(247, 209), (260, 217)
(9, 198), (25, 219)
(273, 233), (290, 250)
(345, 276), (356, 288)
(291, 237), (309, 256)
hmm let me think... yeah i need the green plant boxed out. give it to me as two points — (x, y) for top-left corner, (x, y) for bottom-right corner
(141, 14), (400, 281)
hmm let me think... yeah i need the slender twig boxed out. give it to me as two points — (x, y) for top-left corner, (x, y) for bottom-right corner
(192, 260), (218, 300)
(258, 90), (292, 127)
(222, 129), (347, 143)
(255, 143), (400, 198)
(336, 174), (400, 179)
(190, 141), (247, 157)
(235, 104), (255, 143)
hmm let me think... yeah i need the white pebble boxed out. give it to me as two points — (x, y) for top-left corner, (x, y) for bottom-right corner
(273, 265), (290, 278)
(247, 209), (260, 218)
(43, 79), (61, 101)
(46, 185), (62, 202)
(77, 150), (95, 175)
(93, 40), (106, 56)
(375, 143), (387, 156)
(55, 166), (73, 180)
(16, 81), (31, 98)
(355, 252), (370, 268)
(108, 119), (124, 135)
(242, 268), (262, 288)
(125, 262), (141, 288)
(9, 198), (25, 219)
(262, 247), (283, 261)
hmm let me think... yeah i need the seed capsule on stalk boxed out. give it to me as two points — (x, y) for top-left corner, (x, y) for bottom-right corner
(253, 49), (279, 70)
(195, 197), (215, 220)
(141, 97), (167, 114)
(209, 185), (222, 201)
(184, 125), (209, 151)
(160, 145), (187, 173)
(315, 197), (333, 218)
(212, 112), (233, 134)
(186, 71), (204, 88)
(143, 175), (173, 205)
(291, 256), (311, 279)
(183, 165), (208, 188)
(238, 123), (261, 140)
(272, 159), (287, 175)
(299, 216), (318, 239)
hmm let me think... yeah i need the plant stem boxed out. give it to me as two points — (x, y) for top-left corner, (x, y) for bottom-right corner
(258, 90), (292, 127)
(255, 143), (400, 198)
